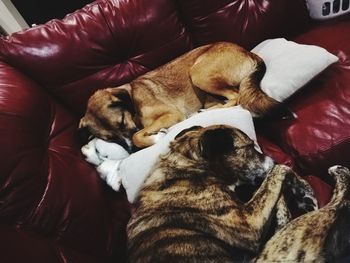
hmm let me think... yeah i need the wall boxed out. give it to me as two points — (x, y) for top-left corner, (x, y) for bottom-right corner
(0, 0), (28, 34)
(11, 0), (94, 25)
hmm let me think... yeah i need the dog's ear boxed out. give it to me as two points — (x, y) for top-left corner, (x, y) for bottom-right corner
(175, 126), (203, 140)
(110, 89), (135, 114)
(200, 127), (234, 159)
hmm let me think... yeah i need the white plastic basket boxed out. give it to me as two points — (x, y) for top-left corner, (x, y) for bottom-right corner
(306, 0), (350, 20)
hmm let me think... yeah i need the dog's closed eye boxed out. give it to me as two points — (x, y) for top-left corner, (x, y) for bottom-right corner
(109, 101), (125, 108)
(119, 111), (125, 129)
(111, 90), (135, 114)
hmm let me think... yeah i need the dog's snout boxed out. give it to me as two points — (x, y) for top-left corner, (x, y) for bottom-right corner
(110, 136), (134, 153)
(77, 126), (93, 145)
(254, 104), (296, 122)
(271, 105), (296, 120)
(254, 177), (264, 186)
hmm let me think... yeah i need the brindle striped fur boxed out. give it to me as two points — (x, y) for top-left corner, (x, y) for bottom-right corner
(127, 125), (322, 263)
(257, 165), (350, 262)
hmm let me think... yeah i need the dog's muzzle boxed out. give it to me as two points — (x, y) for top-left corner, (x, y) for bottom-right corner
(77, 126), (94, 145)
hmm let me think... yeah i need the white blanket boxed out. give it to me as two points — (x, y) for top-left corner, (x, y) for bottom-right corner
(82, 106), (259, 203)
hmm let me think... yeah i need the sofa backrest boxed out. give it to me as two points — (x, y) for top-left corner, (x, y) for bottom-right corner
(176, 0), (310, 48)
(0, 0), (310, 116)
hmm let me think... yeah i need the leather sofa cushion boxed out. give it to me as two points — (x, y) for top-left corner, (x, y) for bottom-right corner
(0, 225), (105, 263)
(257, 19), (350, 181)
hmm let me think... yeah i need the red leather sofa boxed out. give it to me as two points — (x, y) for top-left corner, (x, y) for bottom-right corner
(0, 0), (349, 262)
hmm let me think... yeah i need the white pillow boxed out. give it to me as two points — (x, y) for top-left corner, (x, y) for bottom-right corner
(82, 106), (260, 203)
(251, 38), (339, 102)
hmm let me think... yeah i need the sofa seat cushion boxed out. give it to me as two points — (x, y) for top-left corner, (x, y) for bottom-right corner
(0, 225), (106, 263)
(0, 62), (130, 261)
(257, 20), (350, 180)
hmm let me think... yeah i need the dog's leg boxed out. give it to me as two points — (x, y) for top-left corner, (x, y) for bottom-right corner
(191, 70), (240, 108)
(244, 164), (291, 226)
(132, 112), (184, 148)
(190, 43), (279, 115)
(227, 165), (293, 252)
(256, 165), (350, 263)
(190, 51), (241, 109)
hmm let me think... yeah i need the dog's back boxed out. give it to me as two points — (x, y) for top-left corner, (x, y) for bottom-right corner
(127, 176), (243, 263)
(131, 44), (216, 117)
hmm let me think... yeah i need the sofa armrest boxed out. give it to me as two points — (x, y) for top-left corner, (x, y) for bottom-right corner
(0, 61), (130, 261)
(0, 61), (50, 222)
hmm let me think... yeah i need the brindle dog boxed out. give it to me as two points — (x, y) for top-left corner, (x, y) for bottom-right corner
(127, 125), (327, 263)
(79, 42), (292, 149)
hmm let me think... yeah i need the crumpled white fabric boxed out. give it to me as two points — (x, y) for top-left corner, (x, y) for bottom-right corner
(82, 106), (260, 203)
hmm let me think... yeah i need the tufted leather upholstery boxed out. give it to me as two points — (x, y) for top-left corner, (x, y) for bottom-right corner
(176, 0), (311, 48)
(257, 19), (350, 181)
(0, 0), (349, 262)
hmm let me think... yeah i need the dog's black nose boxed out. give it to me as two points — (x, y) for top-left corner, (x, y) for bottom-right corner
(255, 104), (296, 122)
(77, 126), (92, 145)
(254, 177), (264, 186)
(277, 105), (297, 120)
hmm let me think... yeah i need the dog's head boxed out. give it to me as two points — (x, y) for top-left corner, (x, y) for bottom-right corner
(171, 125), (274, 184)
(79, 87), (137, 151)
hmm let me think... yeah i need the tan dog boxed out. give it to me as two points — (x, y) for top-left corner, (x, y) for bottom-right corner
(79, 42), (290, 149)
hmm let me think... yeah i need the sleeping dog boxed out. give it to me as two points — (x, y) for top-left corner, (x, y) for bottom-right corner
(127, 125), (342, 263)
(79, 42), (291, 149)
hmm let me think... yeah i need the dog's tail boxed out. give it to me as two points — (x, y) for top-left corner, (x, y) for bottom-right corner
(238, 55), (294, 120)
(327, 165), (350, 207)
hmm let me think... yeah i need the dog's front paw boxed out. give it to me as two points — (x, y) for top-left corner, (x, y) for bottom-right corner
(328, 165), (350, 178)
(271, 164), (294, 180)
(149, 129), (168, 144)
(287, 175), (318, 212)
